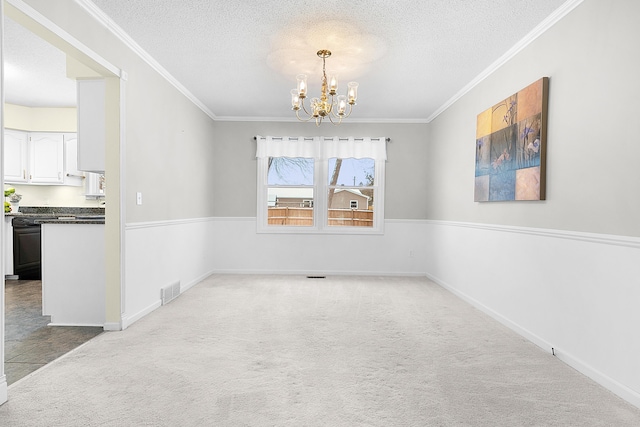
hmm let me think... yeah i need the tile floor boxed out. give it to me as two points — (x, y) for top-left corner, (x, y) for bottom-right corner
(4, 280), (103, 385)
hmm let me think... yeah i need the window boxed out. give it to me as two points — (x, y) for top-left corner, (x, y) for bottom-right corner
(256, 136), (386, 234)
(267, 157), (314, 225)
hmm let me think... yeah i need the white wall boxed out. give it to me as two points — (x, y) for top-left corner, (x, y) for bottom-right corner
(425, 0), (640, 407)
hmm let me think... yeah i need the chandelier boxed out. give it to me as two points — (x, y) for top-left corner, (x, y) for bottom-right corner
(290, 49), (359, 126)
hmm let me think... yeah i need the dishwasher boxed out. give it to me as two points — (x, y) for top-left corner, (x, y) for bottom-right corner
(12, 216), (52, 280)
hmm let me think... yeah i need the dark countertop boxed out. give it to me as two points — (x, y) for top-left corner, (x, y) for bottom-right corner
(7, 206), (105, 224)
(35, 217), (105, 225)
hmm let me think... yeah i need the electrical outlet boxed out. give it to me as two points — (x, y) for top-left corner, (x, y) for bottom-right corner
(136, 192), (143, 205)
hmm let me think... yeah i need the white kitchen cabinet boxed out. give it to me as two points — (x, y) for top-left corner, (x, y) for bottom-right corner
(29, 133), (64, 184)
(63, 133), (85, 186)
(4, 129), (28, 183)
(4, 130), (80, 186)
(77, 79), (106, 172)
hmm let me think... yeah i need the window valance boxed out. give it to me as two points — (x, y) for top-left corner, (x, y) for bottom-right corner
(255, 136), (387, 161)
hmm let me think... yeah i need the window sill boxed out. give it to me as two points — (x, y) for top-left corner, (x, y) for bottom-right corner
(257, 224), (384, 235)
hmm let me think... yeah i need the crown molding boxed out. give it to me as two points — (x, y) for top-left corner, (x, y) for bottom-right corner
(74, 0), (217, 121)
(215, 116), (429, 124)
(426, 0), (585, 123)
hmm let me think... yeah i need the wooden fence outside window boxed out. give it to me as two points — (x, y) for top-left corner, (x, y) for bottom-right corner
(267, 207), (373, 227)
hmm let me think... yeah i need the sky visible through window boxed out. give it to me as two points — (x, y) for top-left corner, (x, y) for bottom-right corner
(268, 158), (313, 185)
(328, 158), (374, 186)
(267, 157), (374, 186)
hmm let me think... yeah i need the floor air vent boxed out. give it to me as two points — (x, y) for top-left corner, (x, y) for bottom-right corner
(161, 281), (181, 305)
(306, 276), (326, 279)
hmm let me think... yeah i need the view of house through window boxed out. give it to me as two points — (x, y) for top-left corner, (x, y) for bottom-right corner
(327, 158), (375, 227)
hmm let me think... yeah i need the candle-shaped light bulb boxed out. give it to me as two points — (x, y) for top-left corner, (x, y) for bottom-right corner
(328, 71), (338, 95)
(291, 89), (301, 110)
(296, 74), (308, 97)
(348, 81), (359, 104)
(337, 95), (347, 115)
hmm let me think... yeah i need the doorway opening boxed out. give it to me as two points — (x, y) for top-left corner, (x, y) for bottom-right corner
(1, 1), (124, 396)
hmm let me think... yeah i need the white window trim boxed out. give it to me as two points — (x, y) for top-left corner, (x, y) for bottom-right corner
(256, 136), (386, 235)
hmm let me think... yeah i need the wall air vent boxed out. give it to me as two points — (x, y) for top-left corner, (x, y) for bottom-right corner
(161, 281), (181, 305)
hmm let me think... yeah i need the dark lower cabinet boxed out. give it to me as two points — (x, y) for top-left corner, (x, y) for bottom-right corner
(13, 225), (42, 280)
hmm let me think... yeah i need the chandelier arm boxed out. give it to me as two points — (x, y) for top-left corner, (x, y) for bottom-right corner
(341, 103), (354, 119)
(327, 93), (335, 115)
(327, 114), (343, 126)
(299, 98), (314, 117)
(295, 108), (315, 122)
(329, 100), (345, 120)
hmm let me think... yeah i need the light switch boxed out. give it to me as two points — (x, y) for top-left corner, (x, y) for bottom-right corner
(136, 192), (143, 205)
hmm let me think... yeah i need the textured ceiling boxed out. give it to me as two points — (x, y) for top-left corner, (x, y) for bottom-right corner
(4, 0), (570, 121)
(3, 17), (77, 108)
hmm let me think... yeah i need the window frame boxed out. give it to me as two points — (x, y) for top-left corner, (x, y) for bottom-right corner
(256, 137), (386, 235)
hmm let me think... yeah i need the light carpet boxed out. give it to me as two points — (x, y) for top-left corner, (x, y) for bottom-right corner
(1, 275), (639, 426)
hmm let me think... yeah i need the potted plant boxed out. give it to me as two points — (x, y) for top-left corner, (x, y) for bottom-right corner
(4, 188), (22, 213)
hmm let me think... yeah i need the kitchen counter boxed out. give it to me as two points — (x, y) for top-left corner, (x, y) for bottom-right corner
(4, 206), (106, 326)
(41, 222), (105, 326)
(35, 216), (105, 224)
(8, 206), (105, 224)
(9, 206), (105, 215)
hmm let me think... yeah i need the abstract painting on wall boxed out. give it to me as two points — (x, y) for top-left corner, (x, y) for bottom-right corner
(475, 77), (549, 202)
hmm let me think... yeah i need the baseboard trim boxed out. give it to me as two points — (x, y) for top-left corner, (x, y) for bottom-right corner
(427, 272), (640, 410)
(48, 322), (104, 328)
(553, 348), (640, 409)
(0, 378), (7, 406)
(180, 270), (216, 293)
(103, 322), (122, 331)
(210, 269), (428, 277)
(121, 300), (161, 330)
